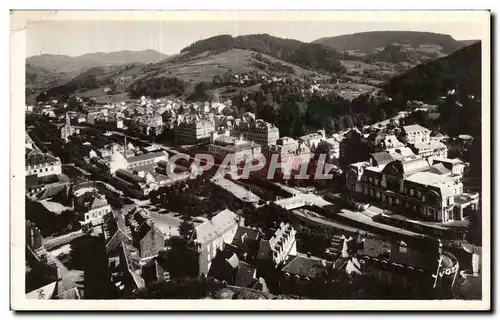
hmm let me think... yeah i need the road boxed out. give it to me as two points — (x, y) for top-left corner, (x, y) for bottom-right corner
(291, 208), (366, 235)
(211, 177), (260, 203)
(271, 182), (432, 241)
(44, 230), (84, 251)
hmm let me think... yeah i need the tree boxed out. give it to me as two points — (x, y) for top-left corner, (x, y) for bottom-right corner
(178, 218), (195, 240)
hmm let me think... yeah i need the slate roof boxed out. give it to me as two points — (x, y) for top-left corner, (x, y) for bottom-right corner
(358, 238), (437, 271)
(403, 124), (430, 134)
(192, 209), (239, 245)
(232, 226), (261, 252)
(281, 255), (331, 279)
(425, 163), (451, 175)
(405, 172), (456, 197)
(371, 152), (395, 166)
(126, 151), (168, 164)
(89, 195), (109, 210)
(25, 148), (60, 167)
(401, 158), (432, 176)
(235, 261), (257, 288)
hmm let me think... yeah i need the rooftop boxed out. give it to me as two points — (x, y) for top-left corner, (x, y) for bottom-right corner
(192, 209), (239, 245)
(281, 254), (332, 279)
(358, 237), (437, 271)
(127, 151), (168, 164)
(405, 171), (457, 196)
(403, 124), (430, 134)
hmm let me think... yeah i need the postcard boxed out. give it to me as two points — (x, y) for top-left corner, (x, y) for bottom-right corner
(10, 10), (491, 311)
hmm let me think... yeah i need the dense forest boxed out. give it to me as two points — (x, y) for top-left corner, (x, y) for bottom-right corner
(35, 67), (114, 103)
(364, 44), (420, 64)
(180, 34), (348, 74)
(128, 76), (187, 99)
(313, 31), (464, 53)
(384, 42), (481, 101)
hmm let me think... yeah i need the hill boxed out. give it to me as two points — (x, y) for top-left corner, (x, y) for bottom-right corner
(313, 31), (464, 54)
(383, 41), (481, 100)
(180, 34), (347, 74)
(35, 48), (326, 102)
(25, 63), (72, 96)
(26, 49), (169, 74)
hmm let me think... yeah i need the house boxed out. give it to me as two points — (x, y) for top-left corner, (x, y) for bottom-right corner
(345, 236), (460, 295)
(103, 211), (132, 255)
(127, 208), (165, 260)
(279, 254), (333, 295)
(232, 118), (280, 146)
(190, 209), (240, 276)
(409, 141), (448, 160)
(73, 185), (111, 226)
(346, 157), (479, 223)
(208, 133), (262, 164)
(265, 137), (312, 173)
(400, 125), (431, 145)
(174, 118), (215, 145)
(25, 221), (59, 297)
(207, 250), (260, 288)
(231, 225), (263, 262)
(25, 148), (62, 178)
(256, 222), (297, 267)
(299, 130), (326, 151)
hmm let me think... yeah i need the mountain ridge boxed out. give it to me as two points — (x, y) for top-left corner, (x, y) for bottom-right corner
(313, 31), (464, 54)
(383, 41), (481, 100)
(27, 49), (169, 74)
(179, 33), (348, 74)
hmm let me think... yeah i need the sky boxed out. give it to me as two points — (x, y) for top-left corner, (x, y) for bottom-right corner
(26, 19), (486, 57)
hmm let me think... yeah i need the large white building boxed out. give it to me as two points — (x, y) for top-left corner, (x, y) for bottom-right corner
(208, 133), (262, 164)
(265, 137), (312, 172)
(25, 148), (62, 178)
(400, 124), (431, 145)
(233, 119), (280, 146)
(346, 156), (478, 223)
(174, 119), (215, 145)
(73, 185), (111, 226)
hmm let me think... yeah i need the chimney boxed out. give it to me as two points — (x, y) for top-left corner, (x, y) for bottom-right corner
(307, 252), (311, 258)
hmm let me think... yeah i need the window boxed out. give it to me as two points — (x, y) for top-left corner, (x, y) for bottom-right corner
(410, 189), (414, 196)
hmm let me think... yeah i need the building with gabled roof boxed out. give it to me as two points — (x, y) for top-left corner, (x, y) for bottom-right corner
(190, 209), (240, 276)
(73, 187), (111, 226)
(103, 212), (132, 255)
(400, 124), (431, 145)
(25, 148), (62, 178)
(127, 208), (165, 260)
(256, 222), (297, 267)
(346, 155), (479, 223)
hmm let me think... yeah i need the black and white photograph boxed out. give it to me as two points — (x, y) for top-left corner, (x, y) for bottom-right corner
(10, 10), (491, 311)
